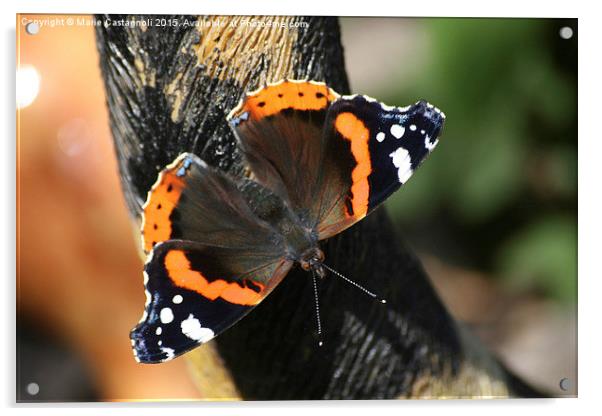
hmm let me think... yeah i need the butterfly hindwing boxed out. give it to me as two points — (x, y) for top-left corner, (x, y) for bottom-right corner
(227, 80), (340, 225)
(132, 240), (293, 363)
(141, 152), (283, 255)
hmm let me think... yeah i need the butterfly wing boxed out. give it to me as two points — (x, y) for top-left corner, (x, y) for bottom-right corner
(227, 80), (340, 224)
(134, 153), (293, 363)
(227, 81), (445, 240)
(132, 240), (293, 363)
(141, 152), (282, 254)
(315, 96), (446, 238)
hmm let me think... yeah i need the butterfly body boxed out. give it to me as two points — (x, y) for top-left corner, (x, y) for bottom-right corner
(223, 168), (323, 270)
(132, 80), (445, 363)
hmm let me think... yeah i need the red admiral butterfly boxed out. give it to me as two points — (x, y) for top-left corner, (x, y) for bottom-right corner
(131, 80), (445, 363)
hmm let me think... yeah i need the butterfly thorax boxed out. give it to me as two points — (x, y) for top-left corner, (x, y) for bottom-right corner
(239, 176), (316, 248)
(278, 214), (321, 267)
(245, 182), (326, 276)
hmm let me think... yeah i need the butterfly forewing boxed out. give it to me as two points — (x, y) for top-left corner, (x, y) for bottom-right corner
(132, 240), (293, 363)
(315, 96), (445, 238)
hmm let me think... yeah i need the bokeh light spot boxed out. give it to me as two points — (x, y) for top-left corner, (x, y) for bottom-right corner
(17, 65), (41, 109)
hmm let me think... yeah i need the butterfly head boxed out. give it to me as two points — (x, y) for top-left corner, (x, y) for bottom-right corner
(299, 246), (326, 278)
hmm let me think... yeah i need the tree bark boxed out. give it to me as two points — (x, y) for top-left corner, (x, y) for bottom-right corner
(95, 14), (541, 399)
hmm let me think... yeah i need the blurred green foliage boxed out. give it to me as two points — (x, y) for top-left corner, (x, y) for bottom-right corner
(497, 215), (577, 303)
(382, 19), (577, 303)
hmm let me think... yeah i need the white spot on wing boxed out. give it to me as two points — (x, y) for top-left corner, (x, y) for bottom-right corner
(390, 124), (405, 139)
(389, 147), (414, 184)
(425, 135), (439, 151)
(160, 347), (175, 361)
(160, 307), (174, 324)
(156, 327), (162, 335)
(172, 295), (183, 304)
(181, 314), (215, 342)
(376, 132), (386, 142)
(409, 124), (417, 131)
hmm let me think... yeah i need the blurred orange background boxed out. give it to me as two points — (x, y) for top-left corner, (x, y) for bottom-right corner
(17, 14), (201, 401)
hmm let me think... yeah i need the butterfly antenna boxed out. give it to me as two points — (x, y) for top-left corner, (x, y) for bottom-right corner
(321, 263), (387, 304)
(311, 268), (324, 347)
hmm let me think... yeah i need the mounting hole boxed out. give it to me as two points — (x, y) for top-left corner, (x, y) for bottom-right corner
(25, 22), (40, 35)
(26, 382), (40, 396)
(559, 378), (571, 391)
(559, 26), (573, 40)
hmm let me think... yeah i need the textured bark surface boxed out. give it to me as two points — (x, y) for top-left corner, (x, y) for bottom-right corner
(95, 14), (540, 400)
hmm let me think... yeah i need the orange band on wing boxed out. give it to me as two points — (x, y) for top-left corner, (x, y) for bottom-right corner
(229, 80), (338, 122)
(141, 168), (185, 253)
(164, 249), (265, 306)
(334, 112), (372, 219)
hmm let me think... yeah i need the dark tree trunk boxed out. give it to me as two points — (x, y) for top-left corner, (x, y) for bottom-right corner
(95, 14), (542, 399)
